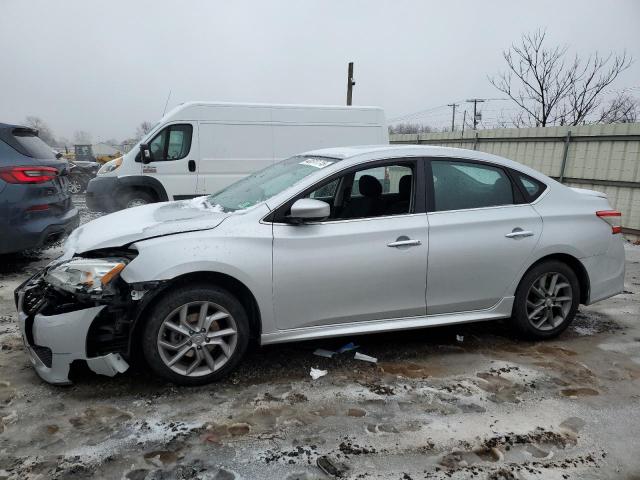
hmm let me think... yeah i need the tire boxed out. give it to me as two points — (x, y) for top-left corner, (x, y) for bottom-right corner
(511, 260), (580, 340)
(141, 284), (250, 386)
(122, 189), (155, 209)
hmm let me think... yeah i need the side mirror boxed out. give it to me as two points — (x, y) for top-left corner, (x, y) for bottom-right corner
(288, 198), (330, 223)
(140, 143), (152, 164)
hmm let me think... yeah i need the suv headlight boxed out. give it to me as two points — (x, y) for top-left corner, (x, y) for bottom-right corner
(45, 258), (128, 294)
(98, 157), (122, 175)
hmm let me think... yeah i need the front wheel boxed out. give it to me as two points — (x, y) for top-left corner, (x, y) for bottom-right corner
(141, 284), (250, 386)
(122, 190), (155, 209)
(511, 260), (580, 339)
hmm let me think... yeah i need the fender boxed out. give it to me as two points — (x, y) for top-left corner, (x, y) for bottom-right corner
(118, 175), (169, 202)
(504, 244), (591, 302)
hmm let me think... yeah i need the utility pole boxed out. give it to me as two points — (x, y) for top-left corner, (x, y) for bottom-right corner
(346, 62), (355, 106)
(447, 103), (458, 132)
(461, 110), (467, 136)
(466, 98), (485, 129)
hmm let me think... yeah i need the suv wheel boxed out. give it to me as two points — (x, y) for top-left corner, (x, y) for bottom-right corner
(123, 190), (155, 209)
(512, 260), (579, 339)
(142, 284), (250, 386)
(68, 176), (84, 194)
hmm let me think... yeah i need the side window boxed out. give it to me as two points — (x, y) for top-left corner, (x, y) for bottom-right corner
(512, 170), (547, 202)
(431, 160), (514, 212)
(148, 130), (167, 161)
(310, 178), (340, 200)
(306, 163), (414, 220)
(148, 124), (193, 161)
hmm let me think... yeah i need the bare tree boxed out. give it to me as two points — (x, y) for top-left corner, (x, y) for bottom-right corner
(23, 116), (56, 146)
(598, 93), (638, 124)
(74, 130), (92, 145)
(136, 121), (154, 139)
(489, 29), (631, 127)
(388, 122), (434, 134)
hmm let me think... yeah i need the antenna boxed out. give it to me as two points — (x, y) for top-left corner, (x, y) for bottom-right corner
(162, 90), (172, 117)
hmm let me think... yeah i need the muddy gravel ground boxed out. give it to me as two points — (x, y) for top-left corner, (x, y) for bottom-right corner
(0, 196), (639, 479)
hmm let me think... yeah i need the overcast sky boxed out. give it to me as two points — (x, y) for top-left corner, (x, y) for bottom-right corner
(1, 0), (639, 142)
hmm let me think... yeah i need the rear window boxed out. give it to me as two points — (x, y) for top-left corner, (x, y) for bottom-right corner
(511, 170), (547, 202)
(11, 128), (56, 159)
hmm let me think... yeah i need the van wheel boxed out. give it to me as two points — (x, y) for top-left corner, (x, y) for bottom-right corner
(511, 260), (579, 339)
(141, 284), (250, 386)
(123, 190), (155, 209)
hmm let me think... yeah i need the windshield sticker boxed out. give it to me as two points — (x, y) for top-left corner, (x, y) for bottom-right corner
(299, 158), (334, 169)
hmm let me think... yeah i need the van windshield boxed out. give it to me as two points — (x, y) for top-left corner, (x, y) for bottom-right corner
(208, 155), (340, 212)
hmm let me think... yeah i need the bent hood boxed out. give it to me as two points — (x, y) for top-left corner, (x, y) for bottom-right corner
(66, 197), (228, 254)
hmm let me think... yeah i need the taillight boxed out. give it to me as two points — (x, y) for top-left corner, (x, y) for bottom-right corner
(596, 210), (622, 234)
(0, 166), (58, 184)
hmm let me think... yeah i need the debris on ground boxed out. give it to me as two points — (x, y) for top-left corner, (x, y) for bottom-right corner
(354, 352), (377, 363)
(317, 455), (348, 477)
(310, 367), (328, 380)
(313, 348), (336, 358)
(337, 342), (359, 353)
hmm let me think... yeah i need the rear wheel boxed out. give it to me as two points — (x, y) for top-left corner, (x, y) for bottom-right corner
(68, 176), (84, 194)
(512, 260), (579, 339)
(142, 284), (249, 386)
(122, 189), (155, 209)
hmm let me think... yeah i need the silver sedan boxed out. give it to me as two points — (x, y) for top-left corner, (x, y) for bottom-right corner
(16, 145), (625, 385)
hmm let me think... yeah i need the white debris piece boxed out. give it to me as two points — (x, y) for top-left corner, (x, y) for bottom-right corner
(313, 348), (336, 358)
(456, 335), (464, 342)
(354, 352), (377, 363)
(310, 367), (328, 380)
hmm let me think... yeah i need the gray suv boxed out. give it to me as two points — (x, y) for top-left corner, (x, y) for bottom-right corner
(0, 123), (79, 254)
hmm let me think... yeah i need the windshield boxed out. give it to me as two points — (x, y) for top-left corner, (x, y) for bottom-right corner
(208, 155), (340, 212)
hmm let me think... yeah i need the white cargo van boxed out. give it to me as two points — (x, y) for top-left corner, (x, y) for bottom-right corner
(86, 102), (388, 211)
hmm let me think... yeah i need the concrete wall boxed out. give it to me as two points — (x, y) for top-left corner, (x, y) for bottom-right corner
(390, 123), (640, 235)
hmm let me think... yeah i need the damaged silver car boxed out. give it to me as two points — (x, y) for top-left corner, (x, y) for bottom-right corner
(16, 145), (625, 385)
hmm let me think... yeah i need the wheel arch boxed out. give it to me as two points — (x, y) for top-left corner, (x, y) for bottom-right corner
(128, 270), (262, 357)
(118, 175), (169, 202)
(520, 253), (590, 305)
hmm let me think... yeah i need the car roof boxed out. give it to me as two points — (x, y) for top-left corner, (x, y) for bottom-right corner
(303, 145), (503, 163)
(301, 144), (552, 182)
(0, 122), (29, 131)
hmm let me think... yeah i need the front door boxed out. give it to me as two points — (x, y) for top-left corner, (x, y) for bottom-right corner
(425, 158), (543, 314)
(142, 122), (198, 200)
(272, 160), (429, 330)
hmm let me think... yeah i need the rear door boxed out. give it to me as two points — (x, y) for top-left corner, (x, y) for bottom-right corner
(141, 122), (198, 199)
(425, 158), (542, 314)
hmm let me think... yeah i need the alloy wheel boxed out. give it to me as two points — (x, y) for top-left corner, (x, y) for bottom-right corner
(68, 178), (83, 194)
(157, 301), (238, 377)
(526, 272), (573, 331)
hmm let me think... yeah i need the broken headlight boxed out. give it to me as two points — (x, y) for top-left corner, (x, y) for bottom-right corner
(44, 258), (128, 294)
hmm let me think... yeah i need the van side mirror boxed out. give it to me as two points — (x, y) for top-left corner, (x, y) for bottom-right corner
(140, 143), (152, 164)
(287, 199), (330, 223)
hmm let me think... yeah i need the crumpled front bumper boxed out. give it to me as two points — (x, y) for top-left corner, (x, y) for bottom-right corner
(16, 291), (129, 385)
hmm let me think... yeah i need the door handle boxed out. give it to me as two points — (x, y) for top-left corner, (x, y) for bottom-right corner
(505, 229), (534, 238)
(387, 239), (422, 248)
(188, 160), (196, 172)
